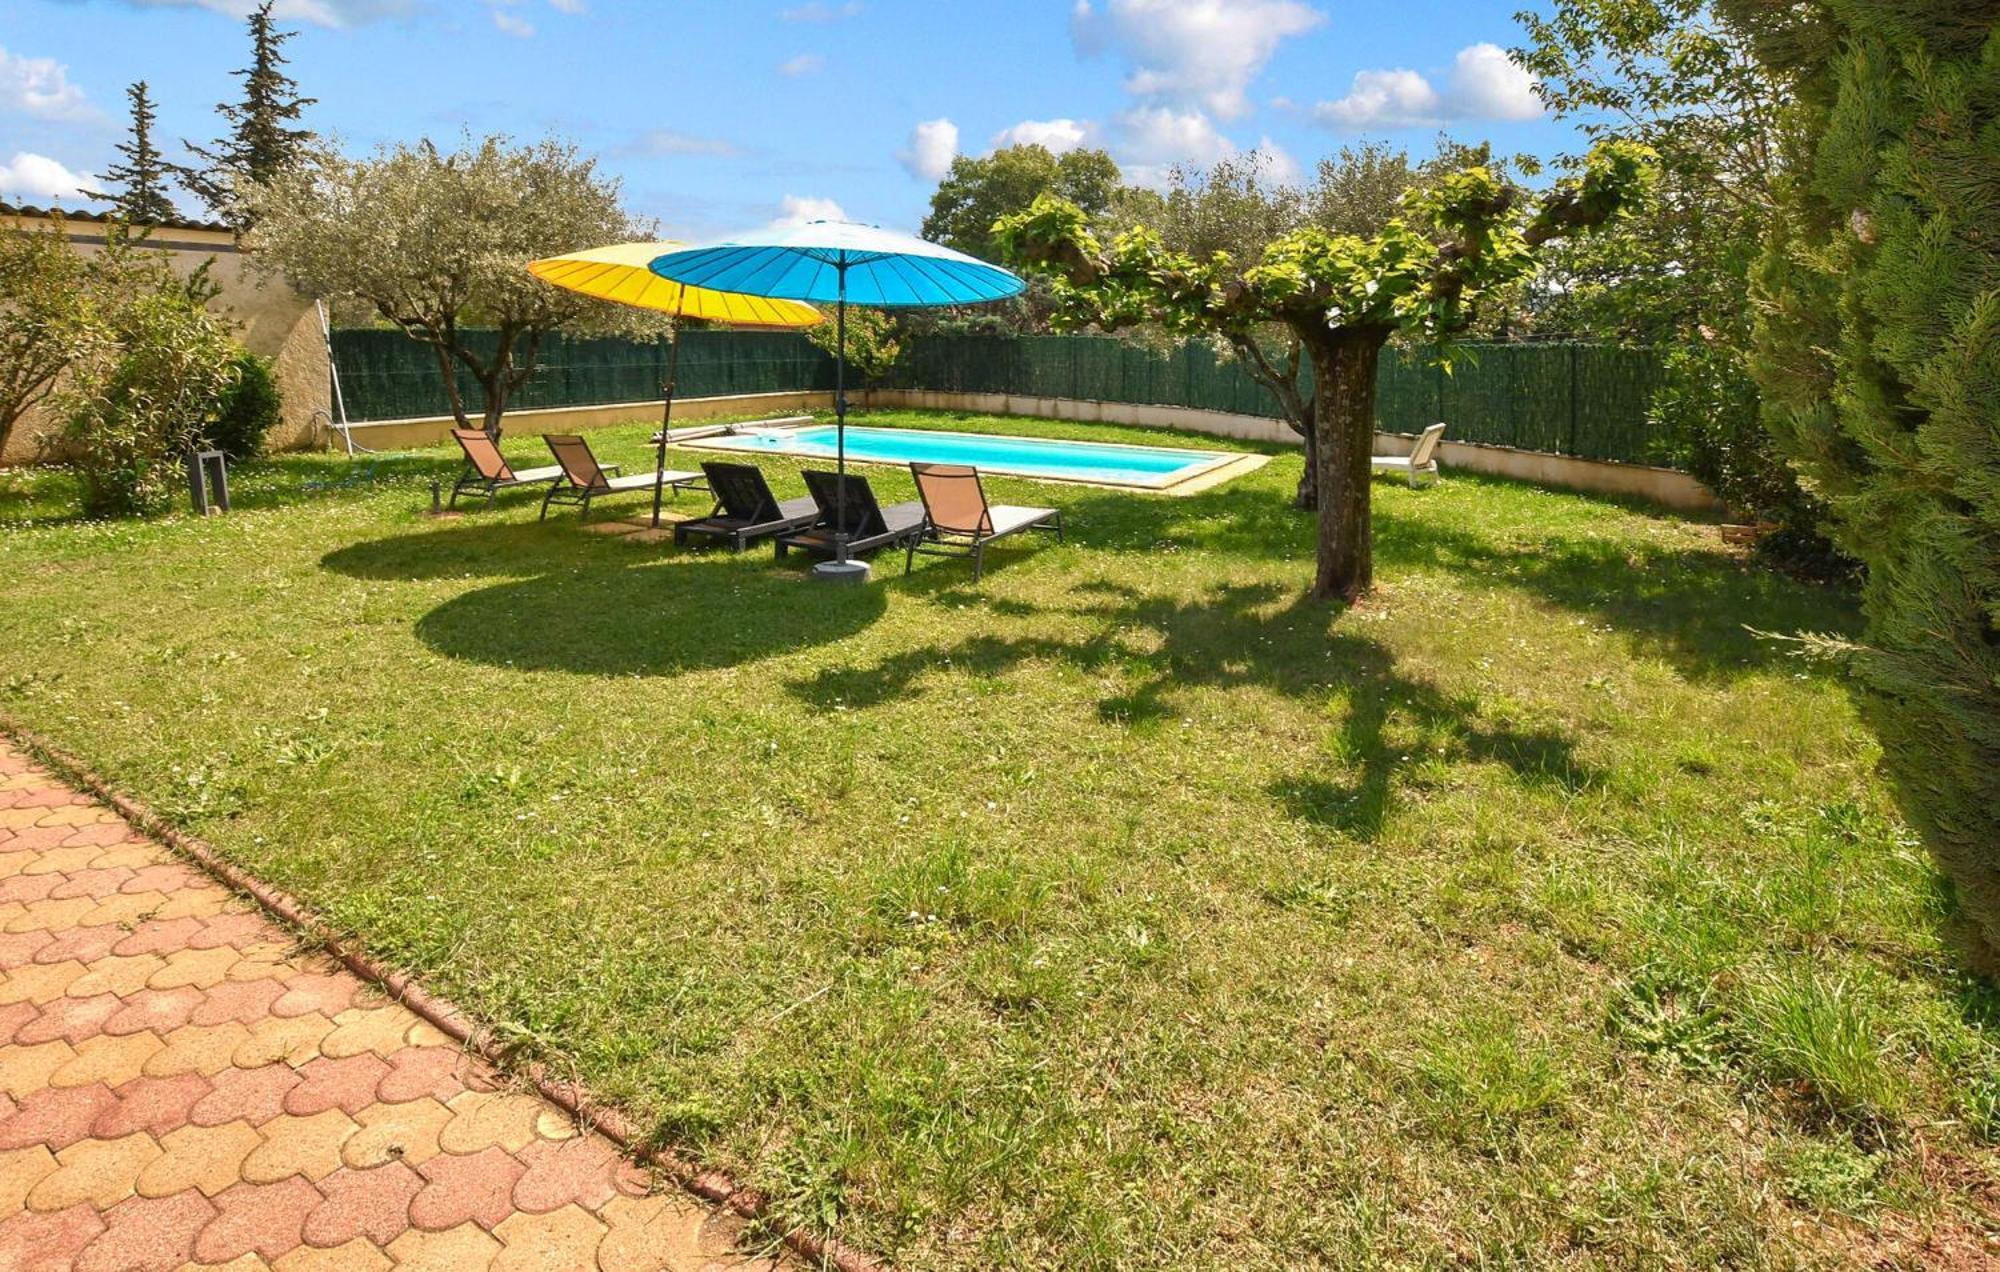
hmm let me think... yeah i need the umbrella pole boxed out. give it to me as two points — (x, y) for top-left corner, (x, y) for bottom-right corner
(652, 316), (683, 530)
(833, 264), (848, 565)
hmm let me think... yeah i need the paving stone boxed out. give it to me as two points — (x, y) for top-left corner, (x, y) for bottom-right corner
(75, 1187), (218, 1272)
(26, 1131), (163, 1211)
(438, 1090), (546, 1155)
(150, 945), (246, 991)
(0, 874), (62, 905)
(79, 892), (172, 929)
(93, 1071), (213, 1139)
(82, 843), (158, 870)
(137, 1119), (264, 1197)
(594, 1191), (723, 1272)
(232, 1011), (336, 1068)
(319, 1006), (416, 1060)
(118, 861), (203, 894)
(188, 977), (286, 1026)
(0, 932), (55, 976)
(0, 959), (85, 1003)
(191, 911), (280, 951)
(112, 915), (209, 956)
(410, 1144), (528, 1231)
(22, 844), (107, 876)
(3, 900), (97, 936)
(66, 951), (168, 998)
(0, 1039), (78, 1098)
(148, 886), (233, 921)
(493, 1203), (608, 1271)
(272, 1237), (394, 1271)
(144, 1022), (254, 1078)
(270, 972), (359, 1020)
(190, 1063), (302, 1128)
(48, 1029), (166, 1088)
(194, 1176), (325, 1265)
(48, 866), (137, 900)
(532, 1107), (579, 1142)
(387, 1221), (504, 1270)
(31, 922), (128, 965)
(104, 985), (204, 1037)
(0, 998), (38, 1046)
(0, 1202), (108, 1272)
(511, 1133), (626, 1214)
(239, 1109), (358, 1184)
(283, 1052), (391, 1117)
(14, 992), (122, 1045)
(376, 1046), (481, 1105)
(0, 1082), (121, 1151)
(299, 1159), (423, 1248)
(341, 1097), (452, 1170)
(0, 1143), (60, 1212)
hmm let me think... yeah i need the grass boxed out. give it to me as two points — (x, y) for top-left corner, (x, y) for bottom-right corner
(3, 407), (1997, 1267)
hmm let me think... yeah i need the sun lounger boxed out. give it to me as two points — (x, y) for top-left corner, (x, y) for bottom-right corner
(539, 433), (706, 521)
(774, 469), (927, 560)
(905, 462), (1062, 580)
(1371, 422), (1447, 488)
(449, 428), (563, 508)
(673, 461), (821, 551)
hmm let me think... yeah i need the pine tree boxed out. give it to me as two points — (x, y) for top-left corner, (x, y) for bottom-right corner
(85, 82), (179, 224)
(180, 0), (315, 225)
(1720, 0), (2000, 958)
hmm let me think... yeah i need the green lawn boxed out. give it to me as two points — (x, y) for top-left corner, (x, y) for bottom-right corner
(2, 409), (1995, 1267)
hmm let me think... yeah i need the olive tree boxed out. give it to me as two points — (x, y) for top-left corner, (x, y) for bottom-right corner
(0, 218), (95, 458)
(246, 135), (661, 435)
(996, 141), (1653, 600)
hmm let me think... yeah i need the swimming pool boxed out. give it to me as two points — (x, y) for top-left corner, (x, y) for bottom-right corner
(697, 424), (1242, 490)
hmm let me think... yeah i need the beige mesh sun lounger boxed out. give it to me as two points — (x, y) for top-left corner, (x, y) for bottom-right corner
(539, 433), (706, 521)
(449, 428), (563, 508)
(905, 462), (1063, 581)
(1371, 422), (1447, 488)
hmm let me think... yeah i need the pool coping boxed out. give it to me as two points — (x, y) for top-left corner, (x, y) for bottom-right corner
(682, 422), (1268, 496)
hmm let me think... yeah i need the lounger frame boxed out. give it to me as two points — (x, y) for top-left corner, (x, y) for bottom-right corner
(448, 428), (562, 508)
(905, 462), (1063, 581)
(673, 462), (822, 552)
(774, 469), (927, 561)
(539, 433), (707, 522)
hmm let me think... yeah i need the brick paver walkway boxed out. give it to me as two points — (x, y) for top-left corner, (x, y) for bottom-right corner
(0, 739), (782, 1271)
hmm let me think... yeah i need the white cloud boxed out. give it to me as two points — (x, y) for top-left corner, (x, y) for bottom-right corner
(991, 118), (1090, 155)
(1246, 136), (1300, 187)
(1073, 0), (1322, 121)
(778, 52), (825, 76)
(106, 0), (409, 26)
(1314, 42), (1541, 129)
(1112, 104), (1235, 186)
(0, 47), (98, 122)
(0, 152), (97, 204)
(491, 8), (534, 36)
(1446, 42), (1542, 121)
(780, 0), (862, 20)
(775, 194), (846, 225)
(548, 0), (587, 12)
(898, 117), (958, 182)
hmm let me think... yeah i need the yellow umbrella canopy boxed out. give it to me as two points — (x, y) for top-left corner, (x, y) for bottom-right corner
(528, 241), (821, 328)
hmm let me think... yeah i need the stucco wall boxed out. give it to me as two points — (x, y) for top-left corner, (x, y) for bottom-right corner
(1, 214), (330, 466)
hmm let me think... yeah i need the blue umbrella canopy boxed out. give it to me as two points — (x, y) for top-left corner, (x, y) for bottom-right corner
(646, 219), (1025, 307)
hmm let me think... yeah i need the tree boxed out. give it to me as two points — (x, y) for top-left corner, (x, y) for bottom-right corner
(1513, 1), (1832, 559)
(87, 82), (179, 224)
(997, 141), (1654, 600)
(922, 144), (1123, 263)
(1113, 144), (1484, 510)
(178, 0), (315, 226)
(246, 135), (660, 436)
(1717, 0), (2000, 958)
(806, 307), (903, 391)
(0, 218), (94, 458)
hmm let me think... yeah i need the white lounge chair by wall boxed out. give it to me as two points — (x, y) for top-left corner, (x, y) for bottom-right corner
(1372, 422), (1447, 488)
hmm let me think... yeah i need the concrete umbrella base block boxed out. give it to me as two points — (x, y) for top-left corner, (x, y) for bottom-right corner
(810, 559), (871, 584)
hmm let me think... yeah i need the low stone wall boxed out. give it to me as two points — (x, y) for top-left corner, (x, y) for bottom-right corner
(330, 390), (836, 452)
(866, 388), (1726, 516)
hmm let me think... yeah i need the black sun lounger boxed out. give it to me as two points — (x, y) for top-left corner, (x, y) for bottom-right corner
(539, 433), (707, 522)
(673, 461), (821, 551)
(774, 469), (927, 560)
(449, 428), (563, 508)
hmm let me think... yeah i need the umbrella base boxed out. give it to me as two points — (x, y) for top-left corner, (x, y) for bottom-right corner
(810, 559), (872, 585)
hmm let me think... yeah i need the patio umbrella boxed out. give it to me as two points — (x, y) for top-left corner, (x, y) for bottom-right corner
(648, 221), (1025, 580)
(527, 242), (821, 529)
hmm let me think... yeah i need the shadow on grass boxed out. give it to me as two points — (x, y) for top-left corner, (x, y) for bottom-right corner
(1051, 474), (1856, 683)
(322, 519), (887, 676)
(791, 577), (1598, 840)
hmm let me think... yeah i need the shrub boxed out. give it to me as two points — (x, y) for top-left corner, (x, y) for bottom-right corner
(62, 286), (240, 517)
(207, 351), (282, 461)
(1725, 1), (2000, 958)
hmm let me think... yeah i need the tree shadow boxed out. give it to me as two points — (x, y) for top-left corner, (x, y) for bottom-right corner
(322, 521), (887, 677)
(788, 578), (1598, 841)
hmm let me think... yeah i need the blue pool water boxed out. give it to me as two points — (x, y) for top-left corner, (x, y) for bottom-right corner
(702, 424), (1234, 489)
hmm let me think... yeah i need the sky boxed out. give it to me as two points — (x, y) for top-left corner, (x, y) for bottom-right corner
(1, 0), (1584, 239)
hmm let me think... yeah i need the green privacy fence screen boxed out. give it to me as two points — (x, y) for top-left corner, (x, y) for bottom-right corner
(329, 328), (836, 425)
(330, 329), (1669, 466)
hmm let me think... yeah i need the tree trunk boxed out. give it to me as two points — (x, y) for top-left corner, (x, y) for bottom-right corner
(1293, 397), (1318, 511)
(426, 339), (472, 433)
(1299, 326), (1385, 602)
